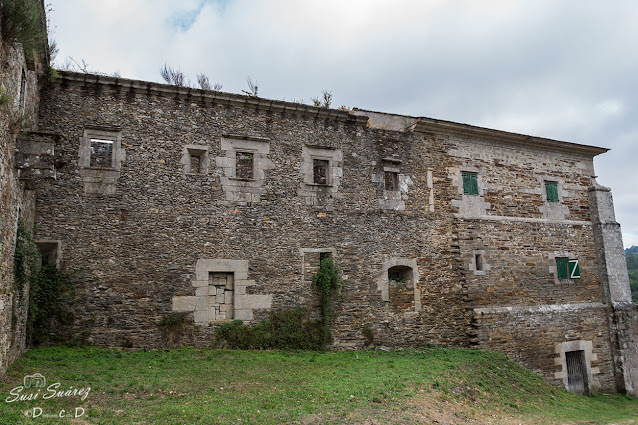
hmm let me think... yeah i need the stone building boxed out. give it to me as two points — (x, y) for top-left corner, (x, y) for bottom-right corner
(1, 5), (638, 396)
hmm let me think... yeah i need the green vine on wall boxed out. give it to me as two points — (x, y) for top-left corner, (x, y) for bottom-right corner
(13, 221), (74, 345)
(312, 256), (341, 344)
(28, 263), (74, 346)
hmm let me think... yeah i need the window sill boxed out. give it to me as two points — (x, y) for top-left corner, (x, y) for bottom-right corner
(306, 182), (333, 187)
(83, 166), (117, 171)
(229, 177), (256, 182)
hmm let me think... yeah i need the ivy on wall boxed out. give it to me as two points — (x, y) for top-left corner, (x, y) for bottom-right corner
(13, 221), (74, 346)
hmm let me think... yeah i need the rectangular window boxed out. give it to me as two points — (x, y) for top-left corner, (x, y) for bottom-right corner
(89, 138), (114, 168)
(190, 154), (202, 174)
(545, 181), (559, 202)
(475, 253), (484, 271)
(556, 257), (580, 279)
(569, 259), (581, 279)
(556, 257), (569, 279)
(384, 171), (399, 191)
(313, 159), (329, 184)
(462, 172), (478, 195)
(236, 152), (254, 179)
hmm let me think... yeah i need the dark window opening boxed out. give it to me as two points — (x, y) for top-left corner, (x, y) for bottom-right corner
(190, 154), (202, 174)
(313, 159), (329, 184)
(384, 171), (399, 191)
(19, 70), (26, 111)
(475, 253), (484, 271)
(545, 181), (559, 202)
(35, 241), (60, 268)
(236, 152), (254, 179)
(387, 265), (415, 312)
(89, 139), (114, 168)
(462, 172), (478, 195)
(565, 350), (589, 394)
(319, 252), (332, 263)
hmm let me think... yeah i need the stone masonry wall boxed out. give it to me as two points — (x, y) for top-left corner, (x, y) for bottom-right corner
(31, 71), (630, 393)
(472, 304), (616, 392)
(36, 73), (468, 349)
(0, 34), (45, 375)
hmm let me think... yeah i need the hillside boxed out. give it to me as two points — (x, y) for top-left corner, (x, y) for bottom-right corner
(1, 347), (637, 424)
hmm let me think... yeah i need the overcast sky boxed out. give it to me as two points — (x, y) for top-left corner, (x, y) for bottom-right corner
(47, 0), (638, 247)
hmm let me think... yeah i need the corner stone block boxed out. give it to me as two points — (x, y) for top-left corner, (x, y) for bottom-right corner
(172, 296), (199, 312)
(234, 309), (253, 321)
(195, 287), (208, 297)
(193, 310), (209, 324)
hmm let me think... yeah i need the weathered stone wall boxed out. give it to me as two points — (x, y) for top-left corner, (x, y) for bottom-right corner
(31, 71), (634, 394)
(36, 73), (468, 350)
(472, 304), (616, 392)
(0, 32), (46, 375)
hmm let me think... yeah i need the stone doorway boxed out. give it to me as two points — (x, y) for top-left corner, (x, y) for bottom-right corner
(566, 350), (589, 394)
(209, 272), (234, 320)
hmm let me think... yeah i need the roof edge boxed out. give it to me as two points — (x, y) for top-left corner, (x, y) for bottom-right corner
(414, 117), (609, 157)
(53, 71), (368, 126)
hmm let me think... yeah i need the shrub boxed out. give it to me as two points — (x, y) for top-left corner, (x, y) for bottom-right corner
(216, 307), (325, 350)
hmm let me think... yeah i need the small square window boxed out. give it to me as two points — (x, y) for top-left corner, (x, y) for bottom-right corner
(384, 171), (399, 191)
(556, 257), (580, 280)
(462, 172), (478, 195)
(190, 154), (202, 174)
(545, 181), (559, 202)
(236, 152), (254, 179)
(313, 159), (329, 185)
(89, 138), (114, 168)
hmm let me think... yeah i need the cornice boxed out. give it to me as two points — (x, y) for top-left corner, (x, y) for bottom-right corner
(54, 71), (369, 126)
(415, 117), (609, 157)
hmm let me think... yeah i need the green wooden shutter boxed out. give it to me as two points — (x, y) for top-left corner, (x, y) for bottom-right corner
(556, 257), (569, 279)
(463, 172), (478, 195)
(569, 259), (580, 279)
(545, 181), (559, 202)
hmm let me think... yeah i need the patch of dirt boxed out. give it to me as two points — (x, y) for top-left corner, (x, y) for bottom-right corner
(296, 392), (526, 425)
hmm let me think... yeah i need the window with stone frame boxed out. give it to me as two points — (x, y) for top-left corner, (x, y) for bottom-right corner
(236, 151), (254, 179)
(89, 138), (114, 168)
(183, 145), (209, 175)
(384, 170), (399, 191)
(313, 159), (330, 185)
(190, 153), (202, 174)
(462, 171), (479, 195)
(556, 257), (580, 280)
(545, 181), (559, 202)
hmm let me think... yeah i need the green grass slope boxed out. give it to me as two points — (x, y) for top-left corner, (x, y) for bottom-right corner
(1, 346), (637, 424)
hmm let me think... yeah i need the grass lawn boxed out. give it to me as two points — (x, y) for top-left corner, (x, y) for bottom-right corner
(1, 346), (637, 424)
